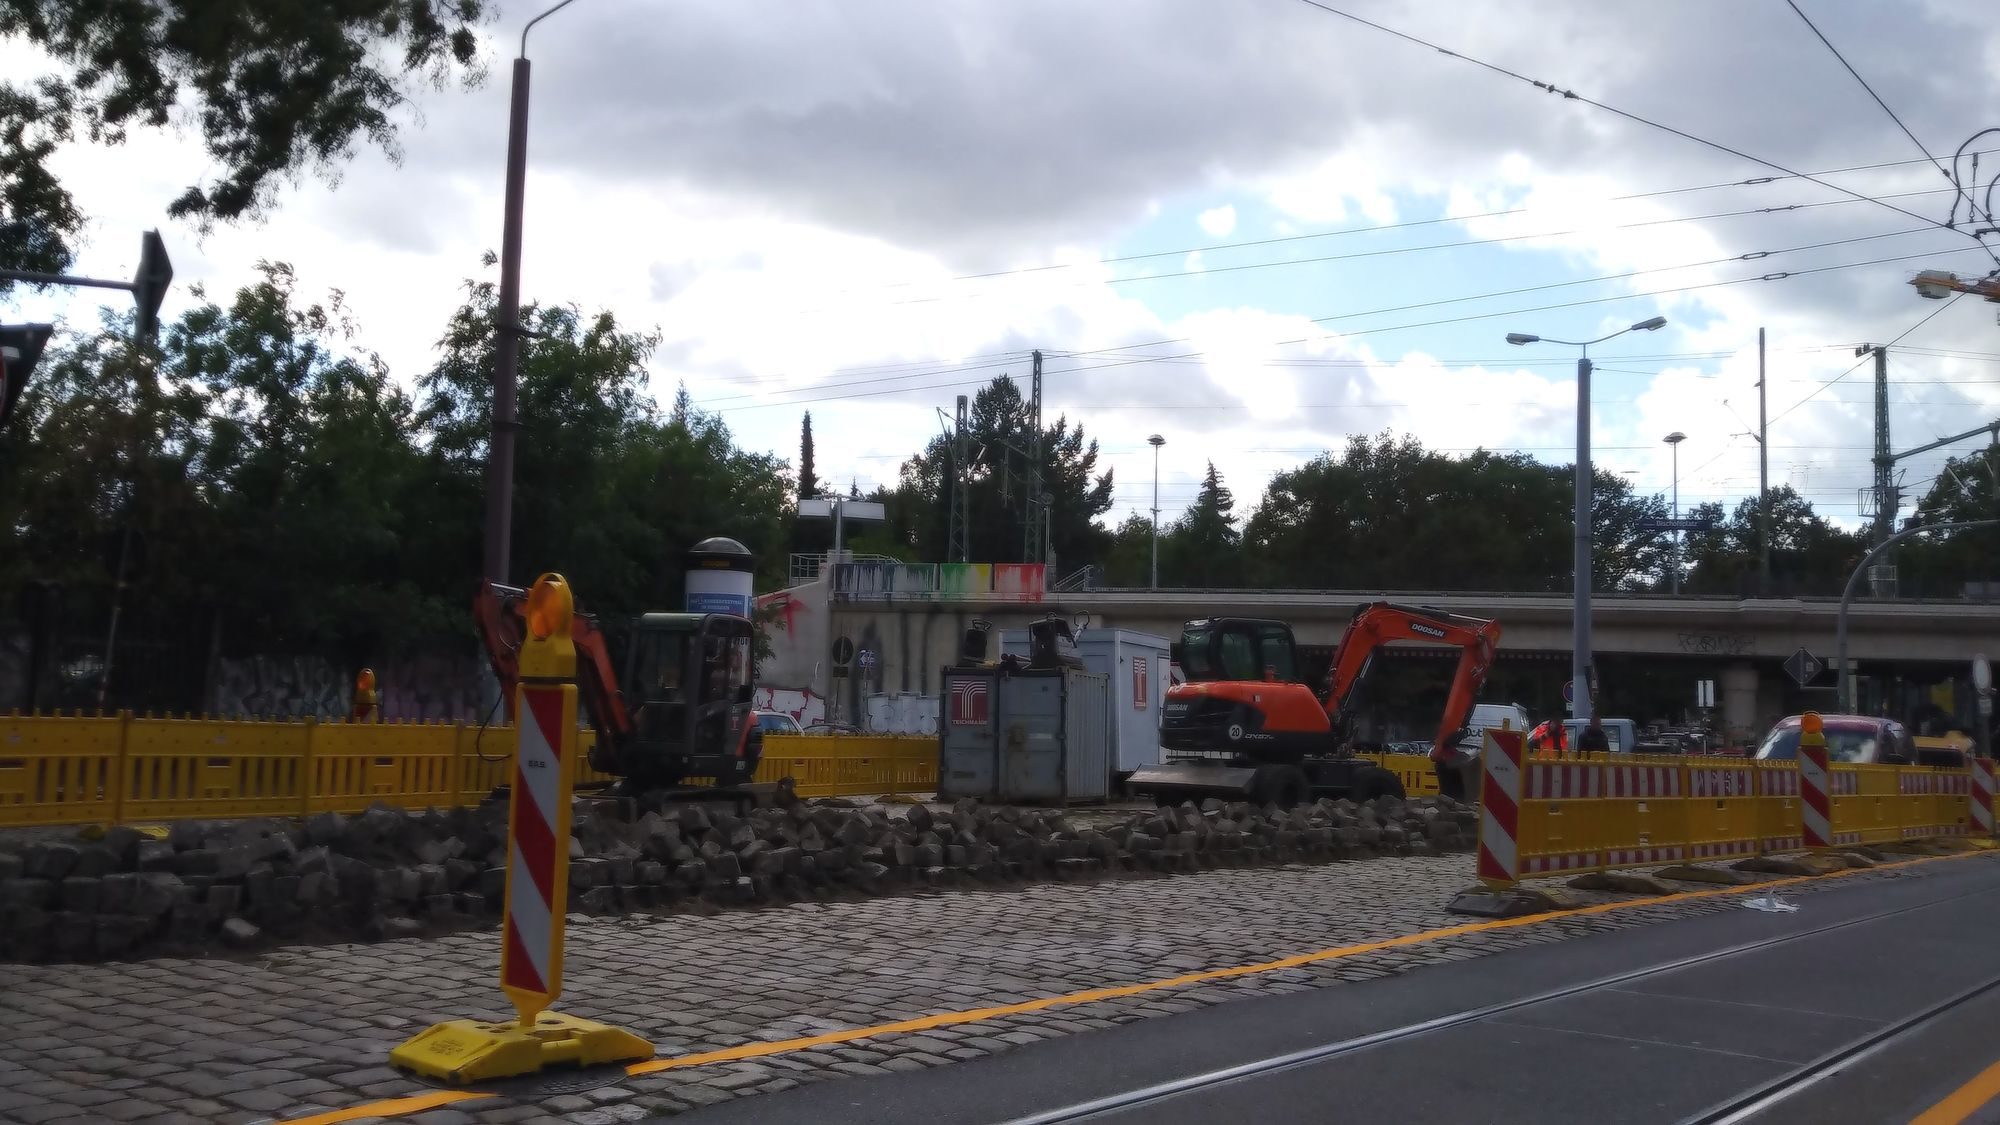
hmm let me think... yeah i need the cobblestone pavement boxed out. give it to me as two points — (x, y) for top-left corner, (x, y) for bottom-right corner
(0, 850), (1981, 1125)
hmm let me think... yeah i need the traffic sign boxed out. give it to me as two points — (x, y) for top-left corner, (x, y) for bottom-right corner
(1637, 516), (1715, 533)
(1562, 680), (1574, 704)
(1784, 647), (1826, 688)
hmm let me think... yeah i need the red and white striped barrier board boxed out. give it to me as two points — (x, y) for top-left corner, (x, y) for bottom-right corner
(1973, 760), (1996, 837)
(500, 683), (574, 1015)
(1476, 729), (1524, 888)
(1799, 740), (1833, 851)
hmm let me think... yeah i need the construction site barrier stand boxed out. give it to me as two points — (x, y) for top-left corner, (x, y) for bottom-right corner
(391, 573), (652, 1083)
(1475, 711), (2000, 891)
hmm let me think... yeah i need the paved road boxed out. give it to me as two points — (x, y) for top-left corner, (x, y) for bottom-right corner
(679, 851), (2000, 1125)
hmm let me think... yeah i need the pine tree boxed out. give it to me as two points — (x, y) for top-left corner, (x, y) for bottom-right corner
(798, 412), (819, 500)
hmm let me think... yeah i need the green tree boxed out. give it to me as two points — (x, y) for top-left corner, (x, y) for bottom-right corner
(1161, 461), (1241, 587)
(1681, 487), (1866, 595)
(890, 375), (1113, 570)
(0, 0), (488, 283)
(1888, 446), (2000, 597)
(1098, 512), (1156, 587)
(797, 412), (819, 500)
(417, 278), (791, 611)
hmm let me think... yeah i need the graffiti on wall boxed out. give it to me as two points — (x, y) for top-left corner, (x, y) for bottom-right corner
(211, 653), (483, 721)
(1678, 633), (1755, 657)
(753, 686), (826, 729)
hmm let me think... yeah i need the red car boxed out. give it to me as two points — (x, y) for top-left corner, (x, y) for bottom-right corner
(1751, 714), (1916, 765)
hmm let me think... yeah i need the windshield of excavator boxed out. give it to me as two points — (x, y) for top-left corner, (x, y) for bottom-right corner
(702, 629), (754, 703)
(1180, 622), (1295, 682)
(631, 629), (692, 702)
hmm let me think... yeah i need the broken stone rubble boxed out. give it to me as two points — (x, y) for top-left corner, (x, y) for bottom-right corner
(0, 791), (1478, 964)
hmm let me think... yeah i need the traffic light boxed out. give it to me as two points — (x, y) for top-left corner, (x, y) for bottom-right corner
(0, 323), (54, 431)
(132, 230), (173, 343)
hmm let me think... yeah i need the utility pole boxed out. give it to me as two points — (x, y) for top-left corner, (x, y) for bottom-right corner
(1023, 349), (1045, 565)
(1858, 343), (1899, 596)
(1758, 328), (1771, 592)
(948, 394), (970, 563)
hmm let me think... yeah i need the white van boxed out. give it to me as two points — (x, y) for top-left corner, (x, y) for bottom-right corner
(1455, 702), (1532, 755)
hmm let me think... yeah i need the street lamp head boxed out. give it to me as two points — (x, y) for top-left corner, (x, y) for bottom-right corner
(1148, 434), (1165, 447)
(1664, 431), (1686, 446)
(1505, 333), (1539, 346)
(1632, 316), (1668, 332)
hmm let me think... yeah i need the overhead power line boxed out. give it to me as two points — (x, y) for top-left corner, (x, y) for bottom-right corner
(1767, 293), (1967, 425)
(1783, 0), (1996, 233)
(710, 236), (1981, 412)
(1288, 0), (2000, 270)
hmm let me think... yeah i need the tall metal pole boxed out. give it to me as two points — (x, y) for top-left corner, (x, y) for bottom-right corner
(1758, 328), (1771, 591)
(1148, 434), (1165, 589)
(1670, 436), (1681, 595)
(1574, 353), (1593, 717)
(1869, 344), (1895, 549)
(1838, 520), (1999, 711)
(483, 55), (533, 588)
(1024, 350), (1044, 565)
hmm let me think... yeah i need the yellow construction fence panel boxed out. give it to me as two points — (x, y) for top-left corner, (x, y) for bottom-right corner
(1684, 759), (1759, 862)
(1829, 763), (1903, 847)
(1366, 753), (1441, 799)
(310, 720), (461, 815)
(123, 717), (312, 822)
(1517, 758), (1606, 877)
(0, 713), (124, 827)
(759, 734), (937, 797)
(1596, 756), (1689, 871)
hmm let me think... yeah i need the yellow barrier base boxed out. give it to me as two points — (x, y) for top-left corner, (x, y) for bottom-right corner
(390, 1010), (654, 1084)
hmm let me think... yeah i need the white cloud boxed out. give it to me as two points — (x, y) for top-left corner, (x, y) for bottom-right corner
(12, 0), (2000, 539)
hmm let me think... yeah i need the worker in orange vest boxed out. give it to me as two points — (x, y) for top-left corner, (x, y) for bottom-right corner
(350, 667), (379, 722)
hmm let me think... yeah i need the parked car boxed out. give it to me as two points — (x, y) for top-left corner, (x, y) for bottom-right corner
(1752, 714), (1915, 765)
(753, 710), (803, 737)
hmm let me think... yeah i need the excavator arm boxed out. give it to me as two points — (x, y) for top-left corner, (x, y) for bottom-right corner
(473, 581), (634, 743)
(1322, 602), (1501, 763)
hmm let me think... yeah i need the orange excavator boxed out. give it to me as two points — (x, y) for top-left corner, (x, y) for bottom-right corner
(1130, 602), (1501, 806)
(474, 581), (763, 791)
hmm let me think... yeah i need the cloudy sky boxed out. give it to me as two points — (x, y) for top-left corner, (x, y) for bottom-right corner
(10, 0), (2000, 539)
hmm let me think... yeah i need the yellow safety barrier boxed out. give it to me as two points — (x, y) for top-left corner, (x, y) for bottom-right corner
(0, 712), (954, 827)
(1484, 748), (1990, 889)
(1828, 763), (1904, 847)
(760, 733), (936, 797)
(0, 712), (124, 826)
(1684, 758), (1759, 862)
(1364, 752), (1443, 799)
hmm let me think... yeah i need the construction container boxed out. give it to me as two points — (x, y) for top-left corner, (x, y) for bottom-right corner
(996, 628), (1170, 774)
(937, 666), (1111, 804)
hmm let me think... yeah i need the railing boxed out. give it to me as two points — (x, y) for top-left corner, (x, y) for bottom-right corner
(0, 712), (936, 828)
(831, 561), (1047, 602)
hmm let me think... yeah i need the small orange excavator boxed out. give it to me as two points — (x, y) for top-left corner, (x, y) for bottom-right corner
(474, 581), (763, 791)
(1130, 601), (1501, 806)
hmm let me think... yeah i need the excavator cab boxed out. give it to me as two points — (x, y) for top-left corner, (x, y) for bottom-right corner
(475, 582), (762, 792)
(607, 613), (760, 788)
(1175, 618), (1302, 685)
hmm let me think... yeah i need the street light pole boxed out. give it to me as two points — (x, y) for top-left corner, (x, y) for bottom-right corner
(1507, 316), (1668, 718)
(1148, 434), (1165, 589)
(1664, 431), (1686, 595)
(483, 0), (590, 588)
(1836, 519), (1999, 712)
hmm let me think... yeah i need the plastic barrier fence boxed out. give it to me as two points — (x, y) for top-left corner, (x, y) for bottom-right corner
(761, 733), (937, 797)
(1365, 753), (1443, 799)
(1479, 731), (1994, 890)
(0, 712), (940, 827)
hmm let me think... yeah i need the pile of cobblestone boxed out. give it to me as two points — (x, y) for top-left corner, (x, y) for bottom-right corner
(0, 793), (1476, 963)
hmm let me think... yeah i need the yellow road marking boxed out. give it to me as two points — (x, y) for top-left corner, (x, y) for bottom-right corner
(1912, 1055), (2000, 1124)
(277, 1089), (493, 1123)
(623, 849), (1979, 1075)
(280, 848), (1987, 1122)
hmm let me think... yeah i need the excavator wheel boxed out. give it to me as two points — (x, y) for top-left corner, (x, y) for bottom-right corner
(1352, 765), (1405, 803)
(1250, 764), (1311, 809)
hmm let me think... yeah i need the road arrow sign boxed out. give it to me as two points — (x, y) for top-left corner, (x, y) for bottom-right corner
(1784, 647), (1826, 688)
